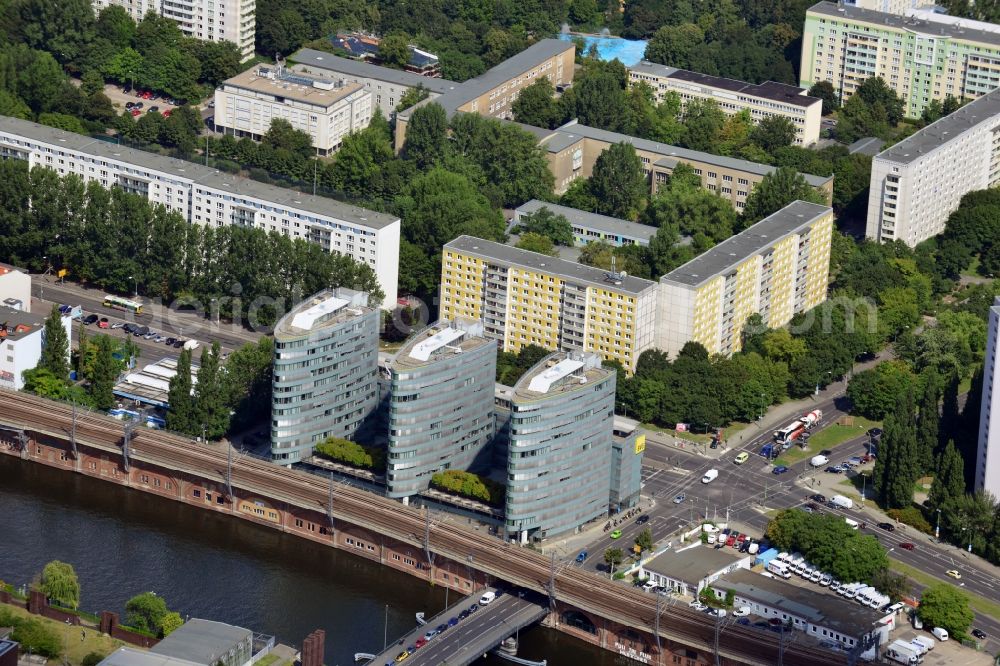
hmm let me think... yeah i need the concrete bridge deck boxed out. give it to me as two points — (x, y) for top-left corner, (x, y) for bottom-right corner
(365, 588), (548, 666)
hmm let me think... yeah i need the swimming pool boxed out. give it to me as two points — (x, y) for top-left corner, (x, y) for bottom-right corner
(558, 33), (648, 66)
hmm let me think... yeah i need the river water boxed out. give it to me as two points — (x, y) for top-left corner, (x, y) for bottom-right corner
(0, 456), (618, 666)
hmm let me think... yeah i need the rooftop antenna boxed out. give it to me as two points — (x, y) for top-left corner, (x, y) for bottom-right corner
(605, 255), (626, 285)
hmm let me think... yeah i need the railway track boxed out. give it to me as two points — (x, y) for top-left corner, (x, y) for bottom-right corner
(0, 391), (848, 666)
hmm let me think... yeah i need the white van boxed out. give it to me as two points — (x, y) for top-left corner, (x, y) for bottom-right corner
(829, 495), (854, 509)
(479, 591), (496, 605)
(767, 560), (792, 579)
(845, 517), (860, 530)
(701, 469), (719, 484)
(810, 454), (829, 467)
(931, 627), (949, 641)
(910, 636), (934, 652)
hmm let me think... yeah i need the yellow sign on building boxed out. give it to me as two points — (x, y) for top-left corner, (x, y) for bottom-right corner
(634, 434), (646, 454)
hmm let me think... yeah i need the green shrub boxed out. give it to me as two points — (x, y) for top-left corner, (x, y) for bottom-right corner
(429, 470), (504, 506)
(1, 614), (62, 658)
(83, 652), (106, 666)
(314, 437), (386, 473)
(887, 507), (933, 534)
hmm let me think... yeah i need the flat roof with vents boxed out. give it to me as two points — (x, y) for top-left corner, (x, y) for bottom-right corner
(661, 201), (832, 288)
(220, 66), (365, 108)
(527, 358), (585, 393)
(444, 235), (657, 296)
(875, 87), (1000, 166)
(514, 352), (609, 401)
(392, 318), (492, 368)
(275, 289), (371, 338)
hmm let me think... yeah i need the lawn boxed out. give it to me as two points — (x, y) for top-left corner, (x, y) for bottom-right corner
(256, 654), (289, 666)
(890, 558), (1000, 620)
(0, 603), (125, 665)
(774, 416), (880, 466)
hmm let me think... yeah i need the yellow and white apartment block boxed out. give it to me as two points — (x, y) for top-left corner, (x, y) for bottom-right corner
(440, 236), (658, 372)
(657, 202), (833, 358)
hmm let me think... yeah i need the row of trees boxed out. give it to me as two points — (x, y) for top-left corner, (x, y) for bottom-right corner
(0, 160), (383, 323)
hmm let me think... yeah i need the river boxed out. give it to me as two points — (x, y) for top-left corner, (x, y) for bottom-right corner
(0, 455), (619, 666)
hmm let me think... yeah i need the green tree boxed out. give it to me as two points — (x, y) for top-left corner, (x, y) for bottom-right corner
(855, 77), (905, 125)
(917, 584), (974, 639)
(515, 232), (557, 256)
(396, 85), (430, 113)
(928, 440), (966, 512)
(378, 33), (411, 70)
(749, 116), (797, 152)
(560, 61), (629, 132)
(916, 370), (940, 473)
(739, 167), (825, 228)
(590, 142), (647, 220)
(263, 118), (313, 159)
(37, 304), (69, 380)
(515, 206), (574, 246)
(160, 612), (184, 637)
(680, 99), (726, 152)
(635, 528), (654, 552)
(194, 341), (228, 439)
(512, 77), (558, 129)
(81, 69), (105, 96)
(125, 592), (168, 634)
(39, 560), (80, 610)
(846, 361), (917, 420)
(808, 81), (839, 115)
(221, 337), (273, 433)
(403, 102), (448, 170)
(644, 24), (704, 68)
(89, 334), (118, 410)
(603, 547), (624, 574)
(559, 178), (598, 212)
(873, 390), (920, 509)
(166, 347), (194, 434)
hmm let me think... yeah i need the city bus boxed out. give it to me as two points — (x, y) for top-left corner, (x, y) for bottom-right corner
(103, 294), (143, 315)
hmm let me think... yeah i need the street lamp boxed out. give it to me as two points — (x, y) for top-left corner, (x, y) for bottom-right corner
(935, 508), (941, 540)
(758, 393), (765, 421)
(128, 275), (137, 297)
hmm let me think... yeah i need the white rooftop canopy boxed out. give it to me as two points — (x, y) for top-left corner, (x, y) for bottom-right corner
(528, 358), (585, 393)
(290, 295), (349, 330)
(409, 327), (465, 361)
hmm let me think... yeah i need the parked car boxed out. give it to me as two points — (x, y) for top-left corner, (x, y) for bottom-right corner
(435, 623), (447, 634)
(123, 85), (132, 94)
(172, 339), (185, 348)
(394, 651), (409, 663)
(111, 322), (125, 329)
(148, 106), (159, 113)
(162, 109), (172, 118)
(732, 606), (750, 617)
(413, 638), (426, 649)
(125, 102), (135, 109)
(134, 101), (143, 109)
(133, 325), (149, 336)
(972, 629), (987, 640)
(810, 494), (826, 503)
(422, 630), (437, 641)
(825, 466), (843, 474)
(83, 314), (99, 325)
(98, 317), (109, 328)
(448, 617), (458, 627)
(130, 108), (141, 116)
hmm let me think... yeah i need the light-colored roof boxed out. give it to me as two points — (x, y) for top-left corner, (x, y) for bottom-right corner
(661, 201), (831, 288)
(289, 49), (459, 93)
(408, 326), (466, 361)
(644, 544), (748, 584)
(150, 619), (251, 666)
(513, 200), (657, 243)
(99, 648), (201, 666)
(548, 121), (833, 188)
(445, 235), (657, 296)
(221, 66), (364, 108)
(527, 358), (585, 393)
(876, 87), (1000, 165)
(290, 295), (350, 330)
(0, 116), (399, 231)
(809, 0), (1000, 47)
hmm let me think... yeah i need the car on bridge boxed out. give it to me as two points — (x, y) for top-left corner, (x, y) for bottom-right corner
(414, 638), (427, 649)
(394, 651), (409, 663)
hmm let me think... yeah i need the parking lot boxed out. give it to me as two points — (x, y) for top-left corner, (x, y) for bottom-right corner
(101, 83), (184, 117)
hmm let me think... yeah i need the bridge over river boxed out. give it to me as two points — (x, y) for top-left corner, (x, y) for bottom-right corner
(359, 588), (548, 666)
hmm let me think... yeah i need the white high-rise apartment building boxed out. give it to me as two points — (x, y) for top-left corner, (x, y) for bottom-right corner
(866, 87), (1000, 247)
(92, 0), (256, 61)
(0, 116), (400, 304)
(976, 297), (1000, 497)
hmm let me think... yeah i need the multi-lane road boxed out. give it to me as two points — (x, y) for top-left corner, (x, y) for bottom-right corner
(32, 278), (266, 363)
(580, 409), (1000, 652)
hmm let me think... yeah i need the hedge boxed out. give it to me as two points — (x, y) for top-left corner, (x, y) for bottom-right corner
(430, 470), (504, 507)
(314, 437), (386, 473)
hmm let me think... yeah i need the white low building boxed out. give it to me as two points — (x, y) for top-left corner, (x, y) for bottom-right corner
(717, 569), (894, 658)
(0, 264), (31, 312)
(642, 544), (753, 597)
(215, 64), (373, 155)
(0, 305), (72, 390)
